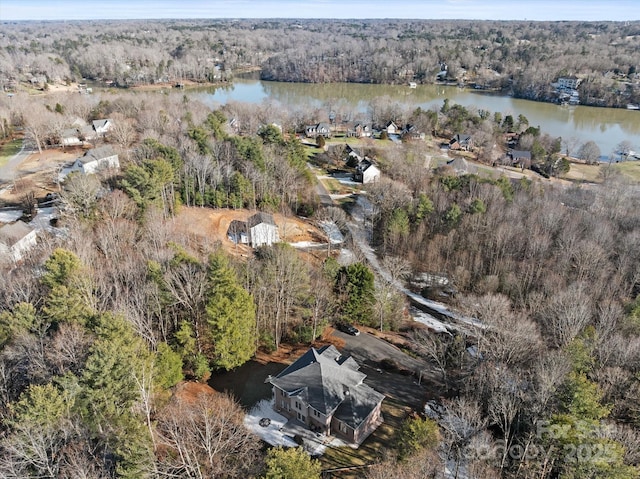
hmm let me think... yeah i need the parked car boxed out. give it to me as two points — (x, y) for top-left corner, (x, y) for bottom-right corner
(337, 323), (360, 336)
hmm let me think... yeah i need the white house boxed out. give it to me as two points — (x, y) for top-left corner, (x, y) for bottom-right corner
(557, 76), (581, 90)
(354, 159), (381, 184)
(92, 118), (113, 137)
(385, 121), (399, 135)
(68, 146), (120, 176)
(0, 221), (37, 262)
(305, 123), (331, 138)
(61, 128), (82, 146)
(227, 212), (280, 248)
(247, 212), (280, 248)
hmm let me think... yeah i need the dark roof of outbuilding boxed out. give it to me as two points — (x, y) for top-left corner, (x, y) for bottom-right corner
(227, 219), (247, 235)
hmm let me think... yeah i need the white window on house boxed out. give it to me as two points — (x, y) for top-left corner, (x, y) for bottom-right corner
(339, 421), (348, 433)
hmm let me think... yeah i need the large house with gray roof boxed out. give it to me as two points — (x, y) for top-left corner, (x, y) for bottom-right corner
(269, 345), (384, 445)
(67, 146), (120, 176)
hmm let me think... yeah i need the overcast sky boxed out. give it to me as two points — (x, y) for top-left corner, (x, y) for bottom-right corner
(1, 0), (639, 22)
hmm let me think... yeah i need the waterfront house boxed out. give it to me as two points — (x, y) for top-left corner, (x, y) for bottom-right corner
(385, 121), (399, 135)
(557, 76), (581, 90)
(401, 124), (425, 141)
(508, 150), (532, 168)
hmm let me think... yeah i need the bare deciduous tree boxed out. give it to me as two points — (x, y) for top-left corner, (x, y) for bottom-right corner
(440, 397), (487, 478)
(155, 392), (261, 478)
(537, 283), (592, 347)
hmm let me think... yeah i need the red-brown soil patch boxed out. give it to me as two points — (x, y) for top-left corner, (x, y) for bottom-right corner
(172, 206), (325, 256)
(173, 381), (217, 404)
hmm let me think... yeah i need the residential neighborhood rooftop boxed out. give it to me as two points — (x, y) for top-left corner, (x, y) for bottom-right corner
(0, 221), (34, 247)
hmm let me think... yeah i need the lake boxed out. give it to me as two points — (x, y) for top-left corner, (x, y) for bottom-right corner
(196, 79), (640, 158)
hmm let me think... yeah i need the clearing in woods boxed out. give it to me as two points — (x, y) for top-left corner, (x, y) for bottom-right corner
(172, 206), (326, 256)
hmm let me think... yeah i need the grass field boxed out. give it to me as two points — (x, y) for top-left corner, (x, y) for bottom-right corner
(323, 178), (342, 194)
(563, 162), (603, 183)
(563, 160), (640, 183)
(319, 393), (409, 478)
(611, 161), (640, 182)
(0, 139), (22, 167)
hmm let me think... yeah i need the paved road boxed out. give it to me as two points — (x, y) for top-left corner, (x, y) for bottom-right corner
(308, 164), (476, 333)
(310, 164), (333, 207)
(0, 140), (32, 183)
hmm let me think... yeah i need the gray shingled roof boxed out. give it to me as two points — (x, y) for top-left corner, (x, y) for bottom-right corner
(0, 222), (34, 247)
(451, 133), (471, 144)
(510, 150), (532, 160)
(79, 146), (116, 164)
(357, 159), (376, 173)
(333, 383), (385, 429)
(271, 345), (383, 428)
(62, 128), (79, 139)
(247, 212), (276, 228)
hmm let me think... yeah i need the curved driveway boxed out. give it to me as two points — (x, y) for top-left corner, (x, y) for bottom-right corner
(0, 140), (31, 183)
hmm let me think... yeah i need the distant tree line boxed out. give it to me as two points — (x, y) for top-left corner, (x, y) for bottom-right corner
(1, 19), (639, 107)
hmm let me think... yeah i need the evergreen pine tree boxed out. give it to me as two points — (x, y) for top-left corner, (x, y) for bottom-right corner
(206, 252), (257, 370)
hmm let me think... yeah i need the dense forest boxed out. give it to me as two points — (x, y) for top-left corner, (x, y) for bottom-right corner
(1, 36), (640, 477)
(1, 18), (640, 107)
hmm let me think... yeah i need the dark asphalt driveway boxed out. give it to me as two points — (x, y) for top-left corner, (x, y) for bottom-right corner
(331, 328), (429, 373)
(330, 329), (440, 410)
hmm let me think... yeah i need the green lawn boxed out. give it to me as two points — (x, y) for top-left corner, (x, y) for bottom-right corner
(0, 139), (22, 167)
(611, 161), (640, 182)
(321, 177), (347, 194)
(563, 161), (603, 183)
(561, 160), (640, 184)
(305, 146), (324, 157)
(320, 396), (408, 478)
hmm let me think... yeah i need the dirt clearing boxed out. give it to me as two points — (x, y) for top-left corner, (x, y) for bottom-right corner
(172, 206), (326, 255)
(0, 147), (82, 203)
